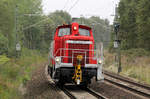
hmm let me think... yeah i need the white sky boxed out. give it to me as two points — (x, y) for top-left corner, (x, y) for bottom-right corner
(42, 0), (120, 24)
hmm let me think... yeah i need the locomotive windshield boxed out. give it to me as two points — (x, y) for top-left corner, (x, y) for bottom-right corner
(79, 28), (90, 36)
(58, 27), (70, 36)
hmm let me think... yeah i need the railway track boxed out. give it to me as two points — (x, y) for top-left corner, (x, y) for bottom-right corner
(48, 82), (107, 99)
(60, 85), (107, 99)
(46, 65), (107, 99)
(85, 87), (107, 99)
(59, 86), (76, 99)
(103, 70), (150, 99)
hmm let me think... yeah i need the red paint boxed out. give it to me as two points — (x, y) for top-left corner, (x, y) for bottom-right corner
(51, 22), (97, 66)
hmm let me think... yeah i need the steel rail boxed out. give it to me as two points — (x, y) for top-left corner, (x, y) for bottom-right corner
(48, 83), (61, 92)
(59, 86), (76, 99)
(103, 70), (150, 98)
(60, 85), (107, 99)
(103, 70), (150, 90)
(48, 82), (76, 99)
(86, 88), (108, 99)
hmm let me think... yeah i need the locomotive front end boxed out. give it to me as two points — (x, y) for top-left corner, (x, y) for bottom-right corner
(48, 22), (104, 86)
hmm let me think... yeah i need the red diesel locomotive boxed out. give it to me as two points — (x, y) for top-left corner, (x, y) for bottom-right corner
(48, 22), (104, 86)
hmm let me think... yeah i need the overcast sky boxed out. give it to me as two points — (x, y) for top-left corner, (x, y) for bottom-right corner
(42, 0), (120, 24)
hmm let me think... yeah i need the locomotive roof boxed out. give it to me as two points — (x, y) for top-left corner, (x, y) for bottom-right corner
(57, 23), (92, 30)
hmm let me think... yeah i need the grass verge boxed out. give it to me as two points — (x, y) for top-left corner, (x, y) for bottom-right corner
(0, 48), (47, 99)
(104, 49), (150, 84)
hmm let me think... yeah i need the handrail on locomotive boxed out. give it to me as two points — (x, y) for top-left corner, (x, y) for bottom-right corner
(49, 42), (104, 65)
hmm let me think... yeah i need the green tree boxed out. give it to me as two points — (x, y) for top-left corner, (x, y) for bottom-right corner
(118, 0), (138, 49)
(136, 0), (150, 50)
(0, 31), (8, 54)
(117, 0), (150, 51)
(0, 0), (15, 55)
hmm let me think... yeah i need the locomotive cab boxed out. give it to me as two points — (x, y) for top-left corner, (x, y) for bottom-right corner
(48, 22), (104, 86)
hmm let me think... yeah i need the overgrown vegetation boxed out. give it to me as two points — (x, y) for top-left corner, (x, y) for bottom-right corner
(117, 0), (150, 51)
(0, 49), (47, 99)
(104, 49), (150, 84)
(107, 0), (150, 84)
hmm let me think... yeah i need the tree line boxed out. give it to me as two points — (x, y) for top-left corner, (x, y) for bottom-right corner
(117, 0), (150, 51)
(0, 0), (111, 57)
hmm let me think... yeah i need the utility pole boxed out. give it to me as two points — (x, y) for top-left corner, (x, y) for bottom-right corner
(113, 4), (121, 74)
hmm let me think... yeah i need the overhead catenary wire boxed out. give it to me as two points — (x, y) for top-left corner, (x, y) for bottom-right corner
(23, 0), (70, 31)
(22, 16), (58, 31)
(22, 0), (81, 32)
(22, 0), (79, 31)
(22, 18), (49, 30)
(62, 0), (70, 11)
(68, 0), (80, 12)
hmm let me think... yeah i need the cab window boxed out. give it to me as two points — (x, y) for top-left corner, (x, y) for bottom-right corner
(79, 28), (90, 36)
(58, 27), (70, 36)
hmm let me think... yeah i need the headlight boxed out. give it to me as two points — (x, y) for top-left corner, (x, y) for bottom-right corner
(73, 26), (77, 30)
(55, 57), (61, 63)
(98, 60), (102, 64)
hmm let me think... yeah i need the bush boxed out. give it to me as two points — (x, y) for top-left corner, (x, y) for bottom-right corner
(0, 49), (47, 98)
(0, 33), (8, 54)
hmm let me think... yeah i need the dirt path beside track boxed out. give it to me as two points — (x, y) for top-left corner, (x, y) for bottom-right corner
(24, 63), (65, 99)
